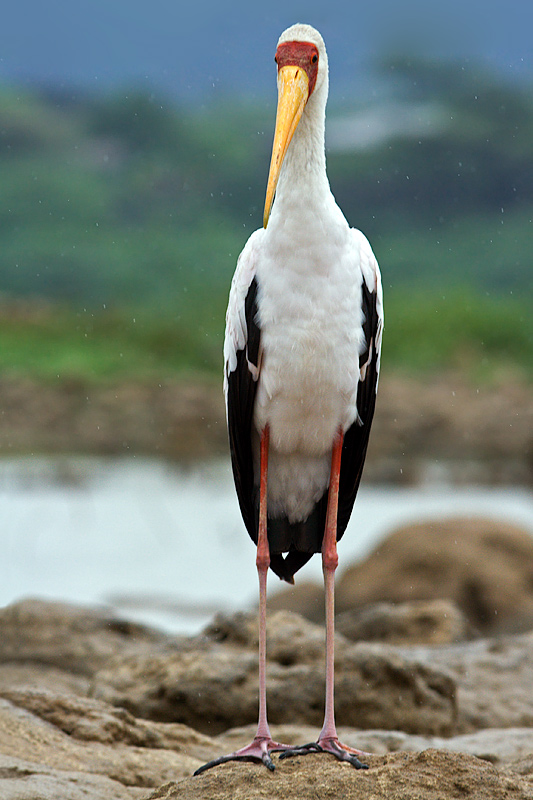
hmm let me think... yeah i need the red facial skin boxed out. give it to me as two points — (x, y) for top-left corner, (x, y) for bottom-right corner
(275, 41), (319, 97)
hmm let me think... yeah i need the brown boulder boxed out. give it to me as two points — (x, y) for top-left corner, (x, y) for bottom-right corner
(336, 517), (533, 633)
(0, 688), (213, 756)
(93, 610), (456, 736)
(336, 599), (472, 645)
(203, 609), (346, 664)
(0, 692), (209, 795)
(0, 597), (171, 675)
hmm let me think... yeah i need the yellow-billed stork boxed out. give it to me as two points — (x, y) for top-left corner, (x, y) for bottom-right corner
(195, 22), (383, 775)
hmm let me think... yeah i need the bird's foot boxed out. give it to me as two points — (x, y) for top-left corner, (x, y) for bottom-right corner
(279, 736), (369, 769)
(193, 735), (293, 775)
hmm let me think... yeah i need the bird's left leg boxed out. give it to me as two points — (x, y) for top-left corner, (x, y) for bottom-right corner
(280, 428), (369, 769)
(194, 425), (292, 775)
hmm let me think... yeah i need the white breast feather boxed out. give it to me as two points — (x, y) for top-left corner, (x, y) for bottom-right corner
(251, 222), (379, 521)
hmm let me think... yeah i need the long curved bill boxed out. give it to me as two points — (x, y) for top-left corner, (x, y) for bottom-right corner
(263, 65), (310, 228)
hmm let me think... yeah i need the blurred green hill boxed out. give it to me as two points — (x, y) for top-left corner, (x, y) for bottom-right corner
(0, 59), (532, 381)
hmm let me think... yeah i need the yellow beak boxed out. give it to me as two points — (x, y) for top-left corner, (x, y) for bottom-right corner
(263, 65), (310, 228)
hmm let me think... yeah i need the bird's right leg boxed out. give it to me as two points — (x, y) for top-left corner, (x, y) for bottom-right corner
(280, 429), (369, 769)
(194, 425), (293, 775)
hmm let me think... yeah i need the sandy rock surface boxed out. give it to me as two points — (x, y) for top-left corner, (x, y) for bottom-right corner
(147, 750), (533, 800)
(336, 517), (533, 633)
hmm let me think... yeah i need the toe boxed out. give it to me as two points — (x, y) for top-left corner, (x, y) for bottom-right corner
(262, 751), (276, 771)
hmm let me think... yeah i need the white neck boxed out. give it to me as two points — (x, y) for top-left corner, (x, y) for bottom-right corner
(269, 83), (334, 225)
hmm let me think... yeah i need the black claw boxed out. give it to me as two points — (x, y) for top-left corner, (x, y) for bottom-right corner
(193, 762), (210, 776)
(194, 754), (237, 776)
(262, 753), (276, 771)
(347, 755), (368, 770)
(279, 743), (322, 760)
(194, 751), (278, 776)
(279, 741), (369, 770)
(278, 750), (296, 760)
(329, 741), (368, 770)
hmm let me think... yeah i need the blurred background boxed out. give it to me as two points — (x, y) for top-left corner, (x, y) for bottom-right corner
(0, 0), (532, 632)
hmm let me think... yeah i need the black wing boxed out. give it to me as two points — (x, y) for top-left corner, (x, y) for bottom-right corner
(225, 276), (261, 543)
(337, 274), (382, 540)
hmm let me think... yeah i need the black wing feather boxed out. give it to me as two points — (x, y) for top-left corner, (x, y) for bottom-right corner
(337, 278), (380, 540)
(226, 277), (260, 542)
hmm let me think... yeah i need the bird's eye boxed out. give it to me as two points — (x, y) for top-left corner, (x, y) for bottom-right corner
(311, 54), (318, 64)
(274, 55), (278, 63)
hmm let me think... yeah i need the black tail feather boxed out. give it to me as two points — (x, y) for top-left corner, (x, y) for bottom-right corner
(267, 493), (328, 556)
(269, 551), (314, 584)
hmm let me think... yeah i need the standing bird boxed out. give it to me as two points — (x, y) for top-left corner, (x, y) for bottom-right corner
(195, 23), (383, 775)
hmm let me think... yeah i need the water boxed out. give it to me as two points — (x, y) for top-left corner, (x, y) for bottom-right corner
(1, 456), (532, 634)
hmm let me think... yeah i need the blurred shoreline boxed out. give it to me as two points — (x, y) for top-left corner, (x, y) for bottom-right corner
(0, 372), (531, 486)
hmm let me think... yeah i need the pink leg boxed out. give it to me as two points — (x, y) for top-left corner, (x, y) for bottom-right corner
(194, 426), (293, 775)
(280, 429), (368, 769)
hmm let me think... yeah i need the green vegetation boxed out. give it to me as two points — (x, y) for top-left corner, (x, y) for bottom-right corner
(0, 302), (222, 382)
(0, 60), (532, 382)
(0, 289), (530, 385)
(383, 290), (533, 378)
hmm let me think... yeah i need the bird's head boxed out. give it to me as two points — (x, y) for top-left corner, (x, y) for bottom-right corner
(263, 24), (328, 228)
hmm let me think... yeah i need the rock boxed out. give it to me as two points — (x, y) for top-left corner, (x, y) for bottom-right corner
(0, 690), (213, 796)
(336, 518), (533, 634)
(510, 754), (533, 785)
(94, 610), (456, 736)
(0, 754), (147, 800)
(0, 689), (214, 757)
(144, 749), (533, 800)
(267, 581), (324, 621)
(410, 631), (533, 734)
(334, 641), (456, 735)
(395, 727), (533, 766)
(94, 646), (260, 733)
(336, 599), (473, 645)
(1, 598), (533, 799)
(0, 598), (171, 676)
(0, 599), (217, 795)
(0, 662), (91, 697)
(203, 609), (348, 665)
